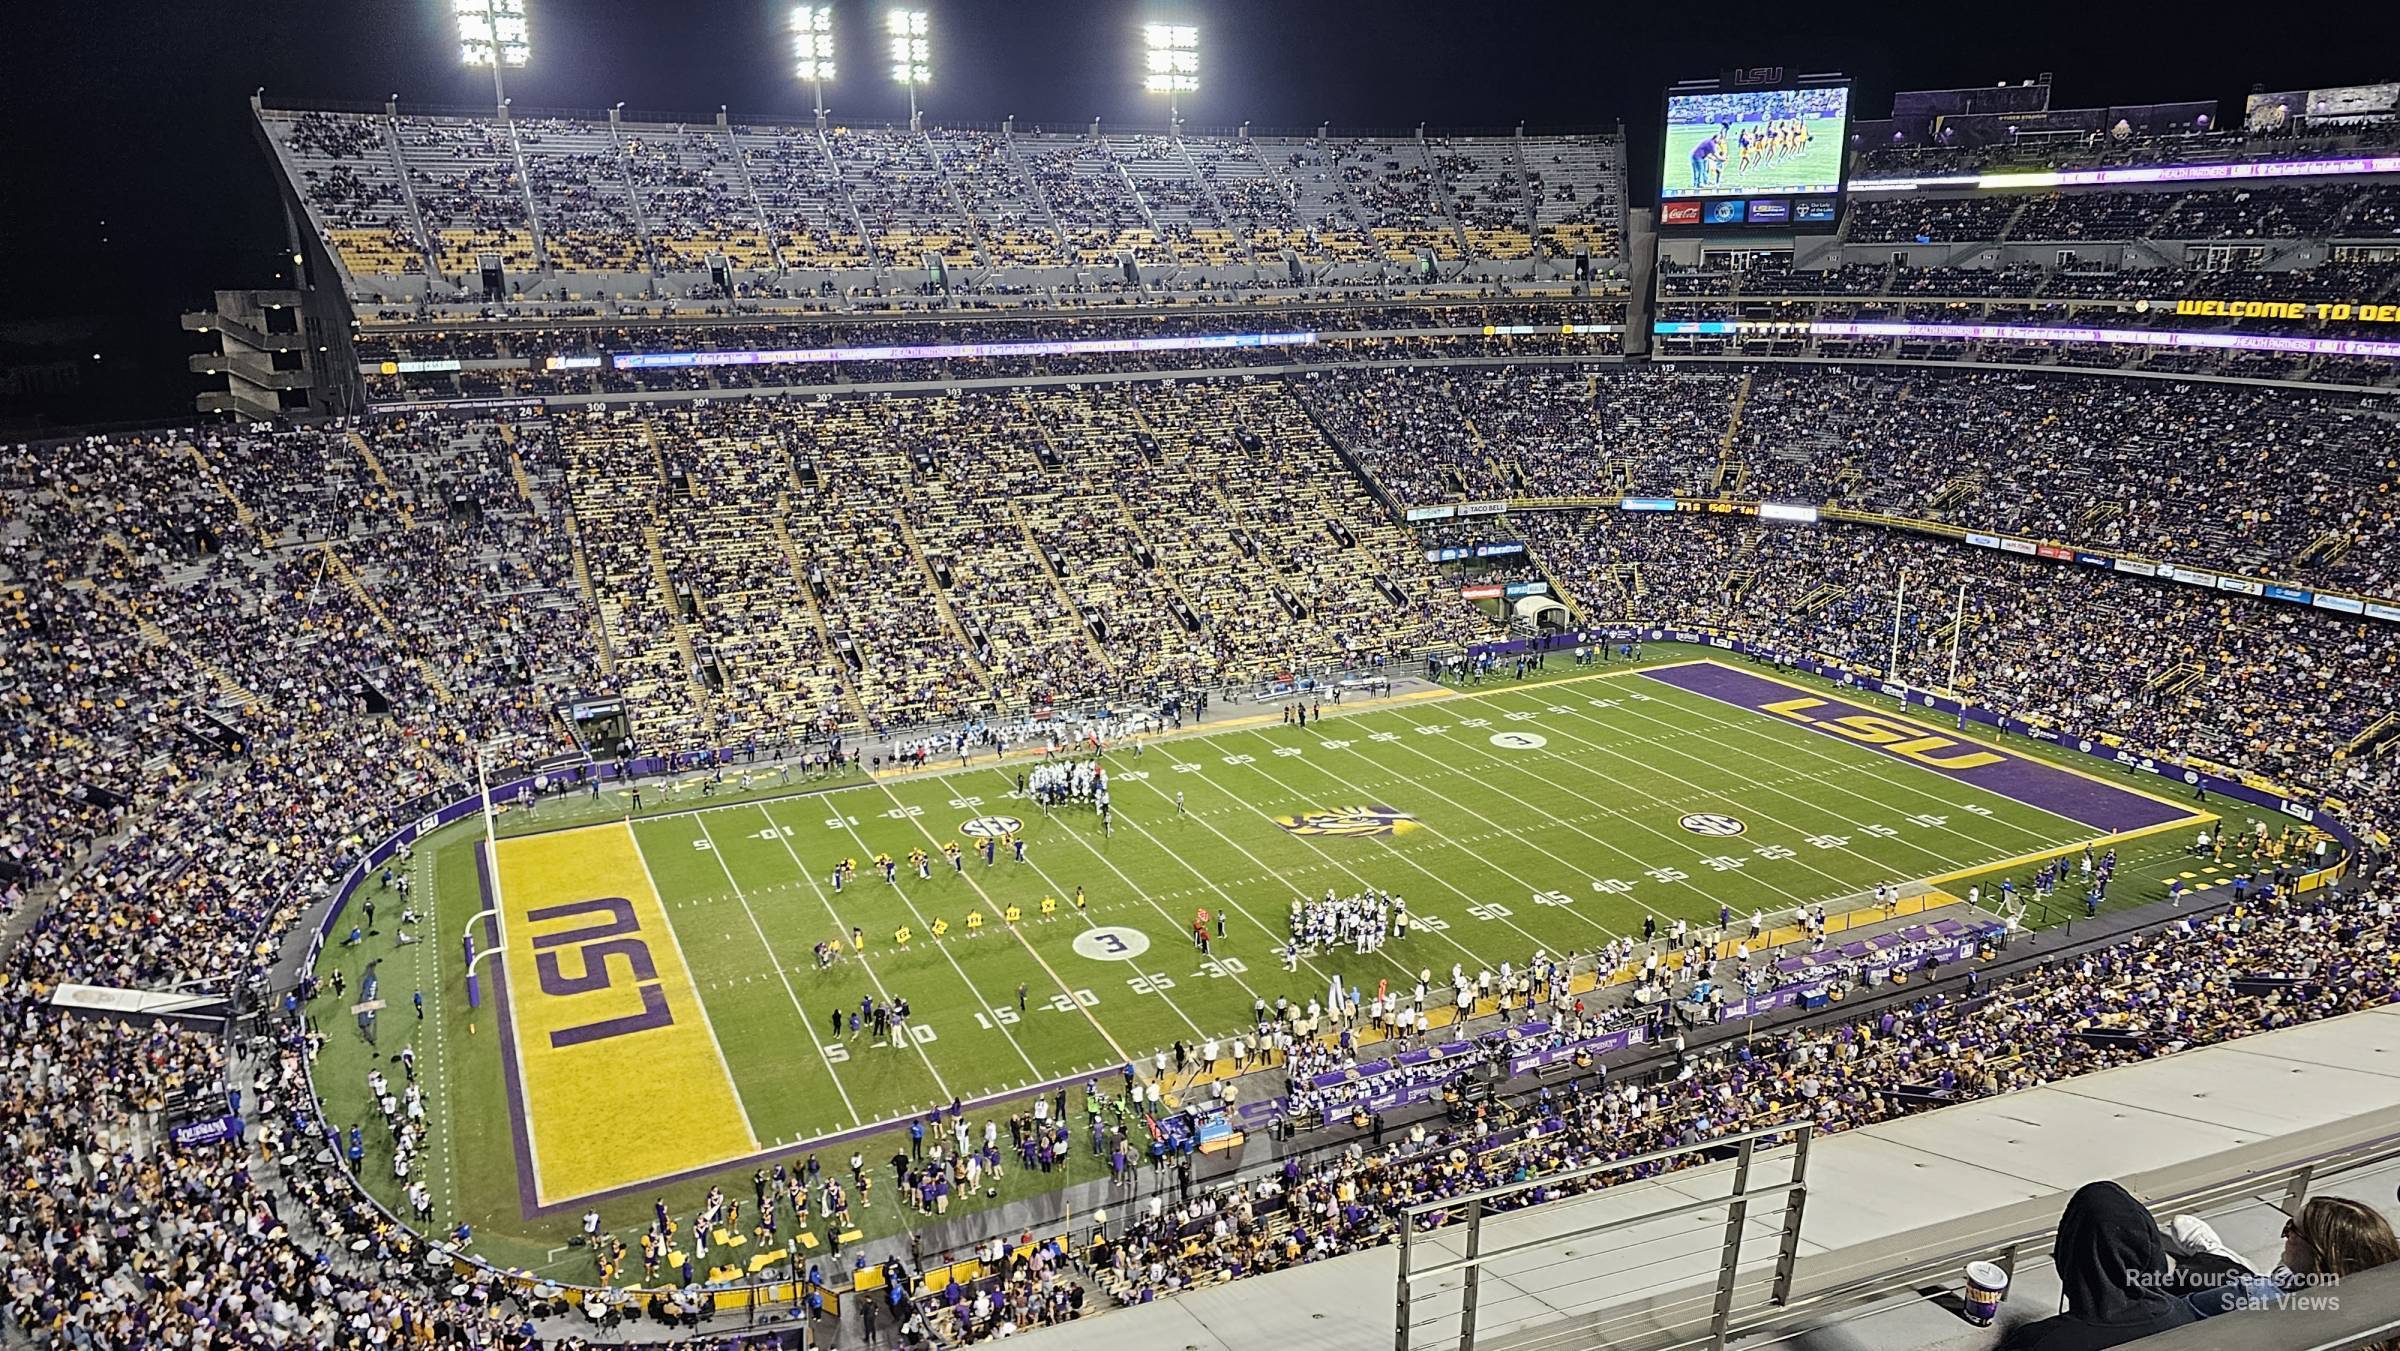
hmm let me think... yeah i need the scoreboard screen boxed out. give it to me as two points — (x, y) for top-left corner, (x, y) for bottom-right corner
(1660, 80), (1850, 231)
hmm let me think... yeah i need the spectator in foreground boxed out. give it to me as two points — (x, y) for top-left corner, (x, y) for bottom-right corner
(2001, 1180), (2196, 1351)
(2186, 1196), (2400, 1329)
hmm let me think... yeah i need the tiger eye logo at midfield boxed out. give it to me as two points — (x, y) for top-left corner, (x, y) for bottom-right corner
(1275, 805), (1422, 838)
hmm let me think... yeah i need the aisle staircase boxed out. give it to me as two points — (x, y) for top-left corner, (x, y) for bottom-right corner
(347, 430), (414, 527)
(644, 525), (715, 729)
(771, 519), (870, 728)
(891, 510), (995, 694)
(320, 545), (454, 702)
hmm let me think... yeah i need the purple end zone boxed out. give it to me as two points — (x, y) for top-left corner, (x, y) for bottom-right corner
(1642, 662), (2195, 834)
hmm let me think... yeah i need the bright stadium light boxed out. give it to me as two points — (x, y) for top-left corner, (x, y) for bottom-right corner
(1142, 22), (1198, 126)
(887, 8), (928, 129)
(791, 4), (836, 127)
(455, 0), (529, 106)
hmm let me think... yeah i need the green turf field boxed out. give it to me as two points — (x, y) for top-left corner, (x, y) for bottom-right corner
(1661, 120), (1844, 197)
(307, 647), (2234, 1281)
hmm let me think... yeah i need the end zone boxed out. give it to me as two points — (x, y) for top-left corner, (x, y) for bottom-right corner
(487, 822), (760, 1207)
(1641, 660), (2211, 836)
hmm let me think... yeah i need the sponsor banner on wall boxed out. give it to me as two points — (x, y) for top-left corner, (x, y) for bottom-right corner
(2035, 544), (2075, 560)
(2113, 558), (2159, 577)
(1405, 505), (1456, 522)
(1458, 501), (1508, 517)
(1475, 542), (1527, 558)
(2076, 552), (2115, 567)
(1999, 538), (2037, 555)
(2316, 593), (2368, 615)
(1965, 532), (2001, 548)
(2265, 584), (2314, 603)
(1620, 498), (1677, 512)
(1461, 584), (1503, 600)
(2369, 602), (2400, 623)
(2217, 576), (2265, 596)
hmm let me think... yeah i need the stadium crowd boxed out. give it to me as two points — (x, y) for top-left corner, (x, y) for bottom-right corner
(1081, 873), (2398, 1310)
(1306, 363), (2400, 593)
(13, 338), (2400, 1349)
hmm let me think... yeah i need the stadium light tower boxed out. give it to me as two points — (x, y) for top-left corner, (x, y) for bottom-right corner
(887, 8), (929, 131)
(455, 0), (530, 108)
(1142, 23), (1198, 129)
(792, 4), (836, 129)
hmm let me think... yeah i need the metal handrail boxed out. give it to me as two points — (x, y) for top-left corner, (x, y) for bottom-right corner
(1404, 1183), (1806, 1284)
(1496, 1125), (2400, 1351)
(1397, 1125), (1815, 1351)
(1400, 1122), (1805, 1223)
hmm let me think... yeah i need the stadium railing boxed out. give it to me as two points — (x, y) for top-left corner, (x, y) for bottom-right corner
(1395, 1123), (1816, 1351)
(1460, 1124), (2400, 1351)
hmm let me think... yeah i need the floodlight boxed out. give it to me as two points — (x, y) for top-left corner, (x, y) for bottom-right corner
(791, 4), (836, 84)
(455, 0), (530, 68)
(1141, 22), (1198, 113)
(887, 9), (929, 85)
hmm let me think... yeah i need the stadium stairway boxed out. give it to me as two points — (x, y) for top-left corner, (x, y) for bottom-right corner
(346, 430), (414, 528)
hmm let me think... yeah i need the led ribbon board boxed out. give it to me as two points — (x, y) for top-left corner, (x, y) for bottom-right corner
(1850, 154), (2400, 194)
(1653, 319), (2400, 361)
(611, 330), (1319, 370)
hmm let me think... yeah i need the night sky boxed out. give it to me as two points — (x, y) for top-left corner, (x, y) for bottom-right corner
(10, 0), (2398, 422)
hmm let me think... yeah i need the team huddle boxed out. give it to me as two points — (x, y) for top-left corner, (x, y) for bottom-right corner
(1689, 117), (1817, 188)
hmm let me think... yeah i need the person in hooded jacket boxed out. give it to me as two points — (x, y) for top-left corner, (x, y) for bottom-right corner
(2000, 1181), (2197, 1351)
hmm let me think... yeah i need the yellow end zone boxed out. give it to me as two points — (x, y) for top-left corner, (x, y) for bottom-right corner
(493, 822), (759, 1205)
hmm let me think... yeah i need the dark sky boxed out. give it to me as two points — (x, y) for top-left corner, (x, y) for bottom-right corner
(9, 1), (2398, 420)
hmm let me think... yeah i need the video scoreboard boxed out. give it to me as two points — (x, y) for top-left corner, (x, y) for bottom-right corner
(1660, 71), (1851, 233)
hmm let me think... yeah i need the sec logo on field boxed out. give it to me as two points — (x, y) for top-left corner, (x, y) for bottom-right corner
(1679, 813), (1747, 837)
(960, 815), (1023, 837)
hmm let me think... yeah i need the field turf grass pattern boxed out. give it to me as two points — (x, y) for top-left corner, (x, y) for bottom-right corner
(310, 647), (2236, 1279)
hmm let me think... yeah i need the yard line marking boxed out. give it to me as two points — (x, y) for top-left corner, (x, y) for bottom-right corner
(1078, 779), (1354, 990)
(416, 841), (456, 1227)
(1240, 723), (1637, 945)
(981, 773), (1234, 1042)
(689, 813), (863, 1127)
(1163, 734), (1564, 964)
(793, 795), (1081, 1075)
(1387, 698), (1921, 906)
(743, 804), (962, 1099)
(1593, 677), (2079, 850)
(1133, 741), (1465, 980)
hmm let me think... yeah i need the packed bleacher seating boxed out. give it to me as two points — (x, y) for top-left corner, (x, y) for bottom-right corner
(1502, 510), (2400, 825)
(266, 107), (1628, 296)
(1309, 364), (2400, 592)
(1079, 868), (2398, 1309)
(42, 82), (2400, 1351)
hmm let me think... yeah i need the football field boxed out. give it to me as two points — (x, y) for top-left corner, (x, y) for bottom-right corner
(315, 652), (2221, 1273)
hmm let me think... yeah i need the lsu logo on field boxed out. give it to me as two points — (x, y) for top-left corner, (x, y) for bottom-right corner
(1760, 697), (2004, 770)
(1276, 805), (1422, 838)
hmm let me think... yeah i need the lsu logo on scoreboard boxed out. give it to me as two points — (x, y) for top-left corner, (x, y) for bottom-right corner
(1760, 697), (2004, 770)
(1276, 805), (1422, 838)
